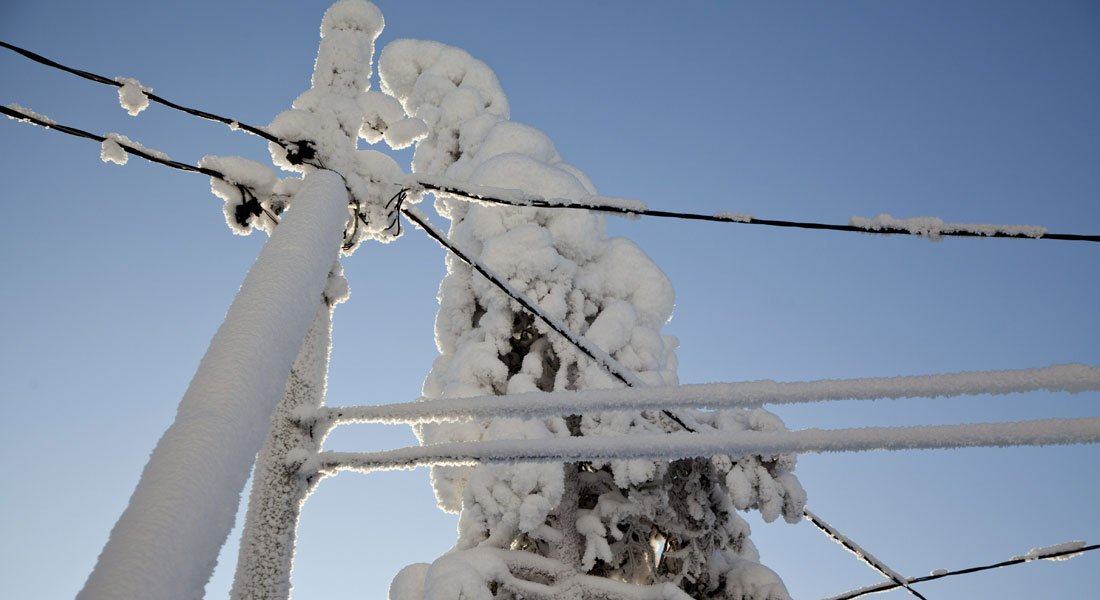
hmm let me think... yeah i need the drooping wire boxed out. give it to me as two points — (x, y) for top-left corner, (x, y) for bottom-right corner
(828, 543), (1099, 600)
(1, 104), (279, 229)
(6, 38), (1098, 245)
(0, 40), (283, 146)
(2, 104), (222, 178)
(418, 181), (1100, 244)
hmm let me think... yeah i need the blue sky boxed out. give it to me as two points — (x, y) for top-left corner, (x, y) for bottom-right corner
(1, 1), (1098, 598)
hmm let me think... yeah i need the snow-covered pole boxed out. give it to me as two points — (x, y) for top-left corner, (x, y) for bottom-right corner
(231, 297), (341, 600)
(78, 170), (349, 600)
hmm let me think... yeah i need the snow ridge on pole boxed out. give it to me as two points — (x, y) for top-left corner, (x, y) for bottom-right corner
(78, 170), (348, 600)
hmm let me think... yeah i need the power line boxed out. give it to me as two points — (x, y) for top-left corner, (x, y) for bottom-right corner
(2, 104), (220, 178)
(827, 543), (1099, 600)
(0, 40), (283, 146)
(417, 181), (1100, 244)
(7, 38), (1097, 245)
(1, 105), (280, 228)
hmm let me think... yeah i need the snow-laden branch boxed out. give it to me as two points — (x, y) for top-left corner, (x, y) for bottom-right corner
(321, 364), (1100, 426)
(317, 416), (1100, 473)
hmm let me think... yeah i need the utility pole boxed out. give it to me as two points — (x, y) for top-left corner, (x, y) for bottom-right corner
(78, 170), (349, 600)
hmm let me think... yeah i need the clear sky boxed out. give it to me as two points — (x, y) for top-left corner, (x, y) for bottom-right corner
(1, 1), (1098, 599)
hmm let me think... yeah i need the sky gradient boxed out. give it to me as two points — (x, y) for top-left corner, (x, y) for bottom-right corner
(1, 1), (1098, 598)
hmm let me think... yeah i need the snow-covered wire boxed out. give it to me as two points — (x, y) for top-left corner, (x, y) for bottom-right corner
(415, 179), (1100, 244)
(2, 104), (221, 177)
(0, 40), (285, 146)
(321, 363), (1100, 425)
(9, 31), (1099, 246)
(804, 509), (928, 600)
(316, 416), (1100, 473)
(7, 35), (1098, 246)
(827, 543), (1099, 600)
(2, 104), (283, 229)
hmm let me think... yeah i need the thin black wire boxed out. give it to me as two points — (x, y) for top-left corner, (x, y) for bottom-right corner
(0, 40), (283, 146)
(400, 206), (694, 433)
(1, 105), (281, 228)
(828, 544), (1099, 600)
(6, 38), (1097, 245)
(2, 105), (223, 178)
(418, 182), (1100, 244)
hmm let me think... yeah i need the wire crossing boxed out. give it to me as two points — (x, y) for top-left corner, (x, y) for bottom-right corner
(805, 509), (929, 600)
(828, 543), (1100, 600)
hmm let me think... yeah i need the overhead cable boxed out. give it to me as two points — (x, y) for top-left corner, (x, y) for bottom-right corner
(417, 181), (1100, 244)
(0, 40), (282, 145)
(827, 543), (1099, 600)
(5, 39), (1097, 245)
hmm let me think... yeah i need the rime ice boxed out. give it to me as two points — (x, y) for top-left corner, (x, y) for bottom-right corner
(115, 76), (151, 116)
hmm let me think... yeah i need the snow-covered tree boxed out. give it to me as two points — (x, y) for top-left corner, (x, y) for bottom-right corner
(362, 14), (808, 600)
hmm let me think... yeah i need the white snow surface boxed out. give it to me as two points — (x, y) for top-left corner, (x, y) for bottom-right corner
(850, 213), (1047, 239)
(78, 171), (349, 600)
(115, 76), (151, 116)
(100, 138), (128, 166)
(264, 0), (412, 248)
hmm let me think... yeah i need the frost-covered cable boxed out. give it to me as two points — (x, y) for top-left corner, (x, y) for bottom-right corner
(0, 40), (284, 145)
(416, 179), (1100, 244)
(804, 509), (928, 600)
(827, 542), (1099, 600)
(323, 364), (1100, 425)
(400, 206), (695, 432)
(317, 416), (1100, 473)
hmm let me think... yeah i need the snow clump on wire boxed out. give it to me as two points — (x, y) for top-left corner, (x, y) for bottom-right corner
(365, 18), (805, 600)
(115, 76), (151, 116)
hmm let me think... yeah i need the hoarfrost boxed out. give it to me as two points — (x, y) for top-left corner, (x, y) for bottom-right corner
(715, 212), (753, 222)
(5, 103), (55, 125)
(1014, 540), (1087, 562)
(115, 76), (151, 116)
(199, 155), (280, 236)
(106, 133), (170, 162)
(850, 213), (1047, 240)
(100, 138), (128, 165)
